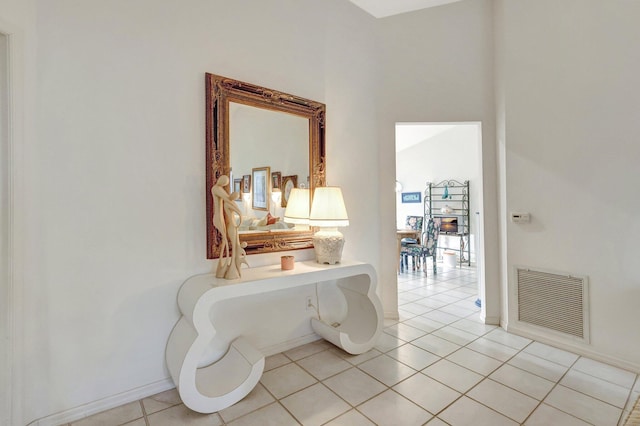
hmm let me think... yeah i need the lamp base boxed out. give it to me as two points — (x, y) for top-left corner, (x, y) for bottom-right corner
(312, 228), (345, 265)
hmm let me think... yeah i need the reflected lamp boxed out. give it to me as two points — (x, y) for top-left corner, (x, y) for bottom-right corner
(283, 188), (310, 230)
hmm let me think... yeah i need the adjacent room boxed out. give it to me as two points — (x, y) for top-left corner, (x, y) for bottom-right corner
(395, 122), (481, 276)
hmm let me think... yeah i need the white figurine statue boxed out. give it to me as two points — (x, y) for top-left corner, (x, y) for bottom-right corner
(211, 175), (248, 279)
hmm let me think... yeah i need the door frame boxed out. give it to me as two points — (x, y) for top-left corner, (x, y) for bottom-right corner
(0, 19), (25, 426)
(394, 121), (489, 318)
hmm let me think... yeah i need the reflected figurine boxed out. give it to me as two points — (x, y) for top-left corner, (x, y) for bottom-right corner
(211, 175), (248, 279)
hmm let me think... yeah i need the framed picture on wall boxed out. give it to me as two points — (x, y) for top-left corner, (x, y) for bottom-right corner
(401, 192), (421, 203)
(252, 166), (270, 211)
(281, 175), (298, 208)
(242, 175), (251, 193)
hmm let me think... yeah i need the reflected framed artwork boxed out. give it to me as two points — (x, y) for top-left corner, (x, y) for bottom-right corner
(233, 178), (242, 194)
(271, 171), (282, 189)
(281, 175), (298, 208)
(242, 175), (251, 193)
(252, 167), (270, 211)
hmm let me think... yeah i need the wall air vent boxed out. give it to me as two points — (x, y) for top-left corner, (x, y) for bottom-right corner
(516, 268), (589, 342)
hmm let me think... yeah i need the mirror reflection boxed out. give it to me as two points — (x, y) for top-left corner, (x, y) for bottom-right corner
(229, 102), (309, 235)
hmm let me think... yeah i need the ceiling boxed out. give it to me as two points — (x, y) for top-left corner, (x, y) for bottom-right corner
(348, 0), (463, 18)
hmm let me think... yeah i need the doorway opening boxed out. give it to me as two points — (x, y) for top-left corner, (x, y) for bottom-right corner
(395, 122), (485, 300)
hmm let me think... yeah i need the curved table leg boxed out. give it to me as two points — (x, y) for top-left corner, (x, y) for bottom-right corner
(311, 273), (383, 354)
(165, 317), (265, 413)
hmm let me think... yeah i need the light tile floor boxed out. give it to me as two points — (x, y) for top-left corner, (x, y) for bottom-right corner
(66, 264), (639, 425)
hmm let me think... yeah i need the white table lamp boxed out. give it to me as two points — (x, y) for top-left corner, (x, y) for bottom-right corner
(284, 188), (310, 230)
(309, 187), (349, 264)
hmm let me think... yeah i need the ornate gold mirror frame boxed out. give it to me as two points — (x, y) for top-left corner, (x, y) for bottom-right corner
(206, 73), (326, 258)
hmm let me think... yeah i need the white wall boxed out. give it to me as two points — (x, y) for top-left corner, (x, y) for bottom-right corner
(498, 0), (640, 369)
(7, 0), (640, 422)
(5, 0), (380, 422)
(376, 0), (499, 321)
(323, 0), (379, 270)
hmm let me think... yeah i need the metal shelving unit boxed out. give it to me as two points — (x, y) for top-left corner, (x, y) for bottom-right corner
(424, 180), (471, 267)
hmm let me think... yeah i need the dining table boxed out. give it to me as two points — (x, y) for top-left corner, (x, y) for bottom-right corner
(397, 229), (421, 273)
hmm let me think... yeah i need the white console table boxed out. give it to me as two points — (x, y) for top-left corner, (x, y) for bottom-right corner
(165, 260), (383, 413)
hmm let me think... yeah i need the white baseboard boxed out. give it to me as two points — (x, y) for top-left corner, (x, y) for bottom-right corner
(506, 323), (640, 374)
(259, 333), (322, 357)
(27, 378), (175, 426)
(482, 314), (500, 325)
(27, 334), (325, 426)
(384, 310), (399, 320)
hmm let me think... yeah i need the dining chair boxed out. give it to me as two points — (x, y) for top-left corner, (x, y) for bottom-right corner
(401, 218), (441, 276)
(401, 215), (423, 246)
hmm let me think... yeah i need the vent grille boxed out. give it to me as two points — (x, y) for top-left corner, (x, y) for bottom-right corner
(517, 268), (587, 340)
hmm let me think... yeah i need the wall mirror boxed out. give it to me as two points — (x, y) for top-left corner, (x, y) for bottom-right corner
(206, 73), (326, 258)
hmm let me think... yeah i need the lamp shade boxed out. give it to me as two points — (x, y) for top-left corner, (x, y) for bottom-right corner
(284, 188), (310, 224)
(309, 187), (349, 228)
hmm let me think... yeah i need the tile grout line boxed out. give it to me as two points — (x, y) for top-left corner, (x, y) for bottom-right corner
(264, 346), (390, 425)
(75, 265), (637, 426)
(138, 400), (149, 426)
(401, 270), (637, 426)
(392, 283), (521, 423)
(320, 269), (629, 424)
(396, 269), (514, 424)
(622, 375), (640, 416)
(518, 354), (591, 426)
(399, 272), (562, 425)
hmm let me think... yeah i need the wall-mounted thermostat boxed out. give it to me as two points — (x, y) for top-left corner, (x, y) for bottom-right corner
(511, 212), (530, 224)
